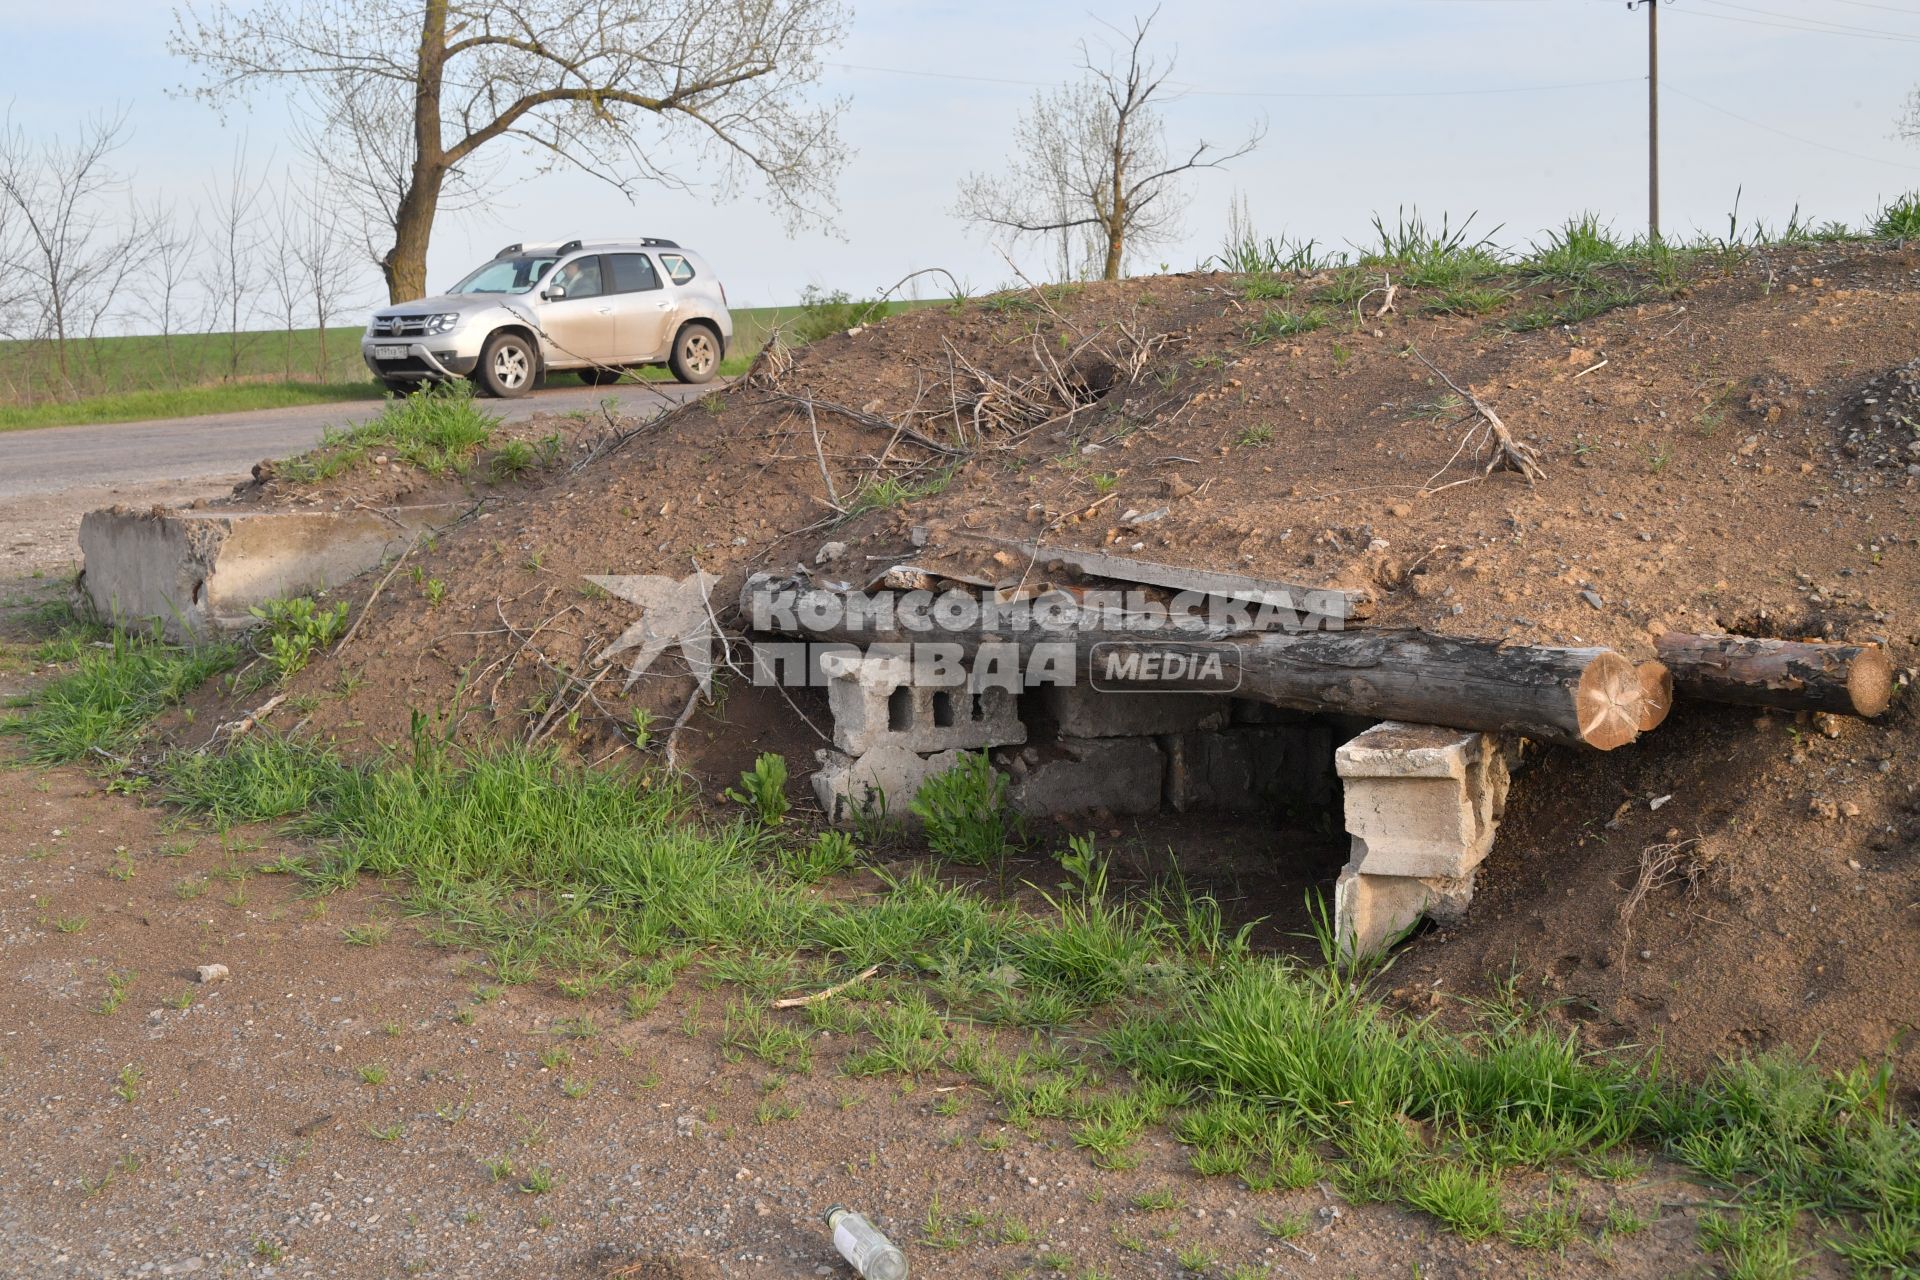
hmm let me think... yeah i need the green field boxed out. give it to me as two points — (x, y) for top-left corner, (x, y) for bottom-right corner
(0, 302), (872, 431)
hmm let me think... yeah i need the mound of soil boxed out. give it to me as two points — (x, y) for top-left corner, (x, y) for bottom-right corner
(187, 241), (1919, 1081)
(213, 401), (615, 514)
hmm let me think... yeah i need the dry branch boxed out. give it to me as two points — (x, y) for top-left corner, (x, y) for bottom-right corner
(1408, 346), (1545, 488)
(770, 965), (880, 1009)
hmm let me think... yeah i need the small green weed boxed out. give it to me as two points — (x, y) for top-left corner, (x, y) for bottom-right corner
(726, 753), (791, 825)
(249, 596), (349, 682)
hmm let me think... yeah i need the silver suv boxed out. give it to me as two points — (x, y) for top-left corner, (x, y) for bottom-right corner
(361, 238), (733, 397)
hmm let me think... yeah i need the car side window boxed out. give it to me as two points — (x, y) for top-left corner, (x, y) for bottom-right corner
(607, 253), (662, 294)
(551, 256), (604, 299)
(658, 253), (696, 285)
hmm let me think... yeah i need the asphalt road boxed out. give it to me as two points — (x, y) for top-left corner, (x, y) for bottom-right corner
(0, 379), (712, 503)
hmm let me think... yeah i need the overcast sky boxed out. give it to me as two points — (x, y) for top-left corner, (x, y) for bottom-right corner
(8, 0), (1920, 314)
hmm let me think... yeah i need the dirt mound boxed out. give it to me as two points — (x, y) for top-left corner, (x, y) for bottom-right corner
(214, 396), (615, 514)
(184, 239), (1920, 1080)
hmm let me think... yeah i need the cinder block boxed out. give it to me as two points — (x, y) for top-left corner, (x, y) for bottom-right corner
(819, 650), (1025, 756)
(1036, 685), (1229, 739)
(1335, 722), (1510, 879)
(1332, 865), (1476, 958)
(1003, 736), (1163, 817)
(812, 743), (970, 826)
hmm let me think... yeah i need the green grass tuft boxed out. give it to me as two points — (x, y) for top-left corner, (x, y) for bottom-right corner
(278, 382), (498, 483)
(1874, 192), (1920, 240)
(4, 629), (234, 762)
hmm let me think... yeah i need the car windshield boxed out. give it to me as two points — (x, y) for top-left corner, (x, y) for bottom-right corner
(449, 255), (560, 295)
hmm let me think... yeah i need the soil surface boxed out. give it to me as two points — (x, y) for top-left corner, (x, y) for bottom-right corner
(0, 759), (1721, 1280)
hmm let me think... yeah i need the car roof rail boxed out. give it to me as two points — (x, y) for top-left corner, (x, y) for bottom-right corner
(557, 239), (584, 255)
(639, 237), (681, 248)
(495, 242), (522, 258)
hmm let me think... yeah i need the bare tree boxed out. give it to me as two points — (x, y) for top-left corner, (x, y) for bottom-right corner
(131, 200), (205, 383)
(954, 9), (1262, 282)
(198, 143), (265, 379)
(0, 109), (146, 388)
(287, 177), (367, 381)
(264, 176), (309, 380)
(170, 0), (851, 304)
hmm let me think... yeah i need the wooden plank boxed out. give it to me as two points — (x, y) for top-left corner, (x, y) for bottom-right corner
(949, 532), (1373, 625)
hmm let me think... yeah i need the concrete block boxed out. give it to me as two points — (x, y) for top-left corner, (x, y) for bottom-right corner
(1336, 720), (1482, 780)
(1163, 723), (1345, 813)
(78, 503), (463, 642)
(1003, 736), (1163, 817)
(812, 743), (969, 827)
(1036, 684), (1229, 739)
(1335, 721), (1510, 879)
(1163, 727), (1283, 812)
(1332, 865), (1476, 958)
(818, 650), (1026, 756)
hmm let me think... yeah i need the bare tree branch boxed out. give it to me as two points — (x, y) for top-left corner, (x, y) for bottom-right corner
(953, 7), (1263, 281)
(170, 0), (852, 303)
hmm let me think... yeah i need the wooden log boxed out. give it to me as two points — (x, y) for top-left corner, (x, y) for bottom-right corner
(1654, 633), (1895, 717)
(1635, 661), (1673, 733)
(1099, 633), (1645, 750)
(740, 577), (1648, 749)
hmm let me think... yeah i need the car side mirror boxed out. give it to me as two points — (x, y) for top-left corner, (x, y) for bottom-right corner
(543, 283), (567, 301)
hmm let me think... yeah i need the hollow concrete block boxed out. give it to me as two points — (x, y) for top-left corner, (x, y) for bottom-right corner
(819, 650), (1025, 756)
(812, 743), (970, 827)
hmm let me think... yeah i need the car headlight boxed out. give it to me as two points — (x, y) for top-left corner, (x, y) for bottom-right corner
(425, 313), (461, 335)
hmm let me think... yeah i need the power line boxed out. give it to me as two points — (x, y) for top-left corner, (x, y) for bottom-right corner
(1691, 0), (1920, 39)
(824, 61), (1642, 100)
(1826, 0), (1920, 15)
(1664, 82), (1920, 173)
(1663, 2), (1920, 42)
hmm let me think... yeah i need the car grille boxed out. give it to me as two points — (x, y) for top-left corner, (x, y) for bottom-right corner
(370, 315), (432, 337)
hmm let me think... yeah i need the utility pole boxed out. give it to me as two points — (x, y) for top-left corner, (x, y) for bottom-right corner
(1628, 0), (1661, 242)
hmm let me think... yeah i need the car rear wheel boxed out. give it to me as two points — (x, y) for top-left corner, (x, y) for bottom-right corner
(476, 332), (536, 398)
(577, 366), (625, 386)
(668, 324), (719, 384)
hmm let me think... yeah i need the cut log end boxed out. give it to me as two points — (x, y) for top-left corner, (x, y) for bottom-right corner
(1847, 648), (1895, 719)
(1575, 651), (1643, 750)
(1634, 661), (1674, 733)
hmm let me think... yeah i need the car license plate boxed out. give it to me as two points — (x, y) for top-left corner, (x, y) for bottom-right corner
(373, 345), (408, 360)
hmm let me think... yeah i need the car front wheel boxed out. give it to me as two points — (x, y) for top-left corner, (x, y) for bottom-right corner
(668, 324), (719, 384)
(476, 332), (536, 398)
